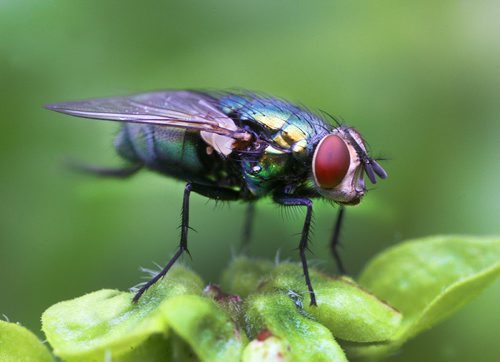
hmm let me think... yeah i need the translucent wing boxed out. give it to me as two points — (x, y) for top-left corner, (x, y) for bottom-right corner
(45, 91), (251, 155)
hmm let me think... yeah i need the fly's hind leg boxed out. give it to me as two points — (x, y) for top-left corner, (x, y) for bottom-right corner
(330, 206), (346, 274)
(133, 182), (240, 303)
(66, 160), (143, 178)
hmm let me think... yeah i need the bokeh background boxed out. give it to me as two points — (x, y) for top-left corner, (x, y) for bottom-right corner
(1, 1), (499, 361)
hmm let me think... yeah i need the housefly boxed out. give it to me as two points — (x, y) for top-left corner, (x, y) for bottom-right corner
(46, 90), (387, 305)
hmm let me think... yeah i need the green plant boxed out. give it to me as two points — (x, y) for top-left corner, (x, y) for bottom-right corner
(1, 235), (498, 361)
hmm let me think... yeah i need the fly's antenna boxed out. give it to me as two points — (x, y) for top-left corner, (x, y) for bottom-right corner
(343, 130), (388, 184)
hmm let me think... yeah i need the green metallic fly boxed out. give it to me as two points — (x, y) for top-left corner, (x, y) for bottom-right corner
(46, 90), (387, 305)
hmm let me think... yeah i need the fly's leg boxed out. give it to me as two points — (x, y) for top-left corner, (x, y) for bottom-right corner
(133, 182), (240, 303)
(330, 206), (346, 274)
(66, 160), (143, 178)
(274, 195), (317, 306)
(133, 183), (193, 303)
(240, 202), (255, 252)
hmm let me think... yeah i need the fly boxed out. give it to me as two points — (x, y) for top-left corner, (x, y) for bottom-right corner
(45, 90), (387, 306)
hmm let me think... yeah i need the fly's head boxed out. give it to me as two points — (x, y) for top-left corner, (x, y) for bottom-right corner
(311, 127), (387, 205)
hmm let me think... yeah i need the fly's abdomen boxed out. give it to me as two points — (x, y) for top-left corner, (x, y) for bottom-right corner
(114, 124), (214, 182)
(112, 125), (136, 163)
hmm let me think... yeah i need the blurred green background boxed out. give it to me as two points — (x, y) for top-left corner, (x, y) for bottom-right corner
(0, 1), (498, 361)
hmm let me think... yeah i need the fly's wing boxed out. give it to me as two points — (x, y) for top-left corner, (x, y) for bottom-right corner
(45, 91), (251, 156)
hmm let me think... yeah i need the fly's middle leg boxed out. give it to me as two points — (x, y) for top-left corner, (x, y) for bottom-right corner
(132, 182), (240, 303)
(240, 202), (255, 253)
(132, 183), (193, 302)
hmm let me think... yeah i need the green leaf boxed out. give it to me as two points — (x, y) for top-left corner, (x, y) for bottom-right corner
(38, 236), (499, 361)
(348, 235), (500, 359)
(0, 320), (53, 362)
(261, 263), (402, 343)
(245, 293), (348, 362)
(42, 266), (203, 361)
(160, 294), (247, 361)
(359, 235), (500, 338)
(221, 257), (274, 298)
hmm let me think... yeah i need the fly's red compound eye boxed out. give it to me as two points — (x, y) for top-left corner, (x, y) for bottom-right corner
(313, 135), (350, 188)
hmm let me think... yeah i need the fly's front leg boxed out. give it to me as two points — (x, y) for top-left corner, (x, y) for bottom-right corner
(331, 206), (346, 274)
(274, 195), (317, 306)
(133, 182), (240, 303)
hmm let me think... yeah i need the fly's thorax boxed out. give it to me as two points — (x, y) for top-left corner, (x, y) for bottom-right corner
(241, 150), (297, 197)
(311, 127), (368, 205)
(219, 94), (322, 155)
